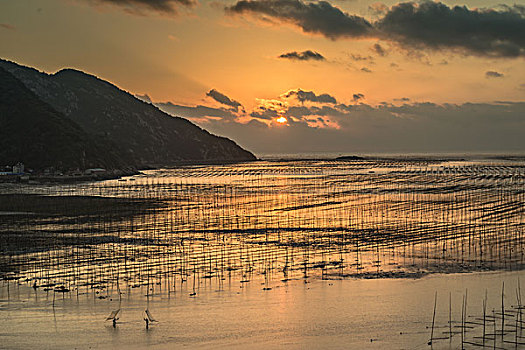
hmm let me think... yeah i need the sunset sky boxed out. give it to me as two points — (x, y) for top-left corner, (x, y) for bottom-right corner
(1, 0), (524, 154)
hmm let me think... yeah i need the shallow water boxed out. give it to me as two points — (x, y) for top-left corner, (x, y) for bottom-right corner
(2, 270), (525, 349)
(1, 158), (525, 348)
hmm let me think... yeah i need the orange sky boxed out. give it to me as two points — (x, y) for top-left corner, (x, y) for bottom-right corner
(1, 0), (524, 154)
(1, 0), (523, 106)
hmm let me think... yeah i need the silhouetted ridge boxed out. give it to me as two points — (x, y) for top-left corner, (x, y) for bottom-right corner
(0, 67), (125, 171)
(0, 58), (256, 170)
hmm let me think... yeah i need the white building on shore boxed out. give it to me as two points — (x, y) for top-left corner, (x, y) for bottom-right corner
(12, 162), (24, 174)
(0, 162), (25, 175)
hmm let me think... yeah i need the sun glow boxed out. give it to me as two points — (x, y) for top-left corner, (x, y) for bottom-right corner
(276, 116), (287, 124)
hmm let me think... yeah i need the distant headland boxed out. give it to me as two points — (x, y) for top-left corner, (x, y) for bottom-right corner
(0, 59), (256, 181)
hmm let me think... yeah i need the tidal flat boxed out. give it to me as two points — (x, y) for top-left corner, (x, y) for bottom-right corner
(1, 157), (525, 349)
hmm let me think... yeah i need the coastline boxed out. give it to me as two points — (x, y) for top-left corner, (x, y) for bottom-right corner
(0, 159), (260, 184)
(2, 269), (524, 350)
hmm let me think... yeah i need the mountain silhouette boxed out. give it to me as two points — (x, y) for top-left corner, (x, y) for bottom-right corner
(0, 67), (128, 171)
(0, 59), (255, 171)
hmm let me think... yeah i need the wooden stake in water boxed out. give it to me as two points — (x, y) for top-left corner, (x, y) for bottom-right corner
(449, 292), (452, 342)
(502, 281), (505, 339)
(429, 291), (437, 346)
(461, 293), (465, 350)
(483, 290), (487, 346)
(493, 310), (497, 350)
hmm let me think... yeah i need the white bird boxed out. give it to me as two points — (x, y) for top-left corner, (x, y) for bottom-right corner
(105, 309), (121, 321)
(144, 309), (157, 323)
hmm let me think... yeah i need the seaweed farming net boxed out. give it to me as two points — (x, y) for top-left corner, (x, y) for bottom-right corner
(1, 159), (524, 294)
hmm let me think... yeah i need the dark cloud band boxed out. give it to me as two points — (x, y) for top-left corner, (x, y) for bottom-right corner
(352, 93), (364, 102)
(485, 71), (504, 78)
(206, 89), (242, 110)
(87, 0), (195, 14)
(226, 0), (372, 39)
(284, 89), (337, 104)
(279, 50), (325, 61)
(377, 1), (525, 58)
(160, 96), (525, 154)
(156, 102), (238, 120)
(226, 0), (525, 58)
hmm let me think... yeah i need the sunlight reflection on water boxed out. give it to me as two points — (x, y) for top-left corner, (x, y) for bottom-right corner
(1, 158), (525, 348)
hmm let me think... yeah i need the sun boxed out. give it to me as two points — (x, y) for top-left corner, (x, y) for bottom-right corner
(275, 116), (287, 124)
